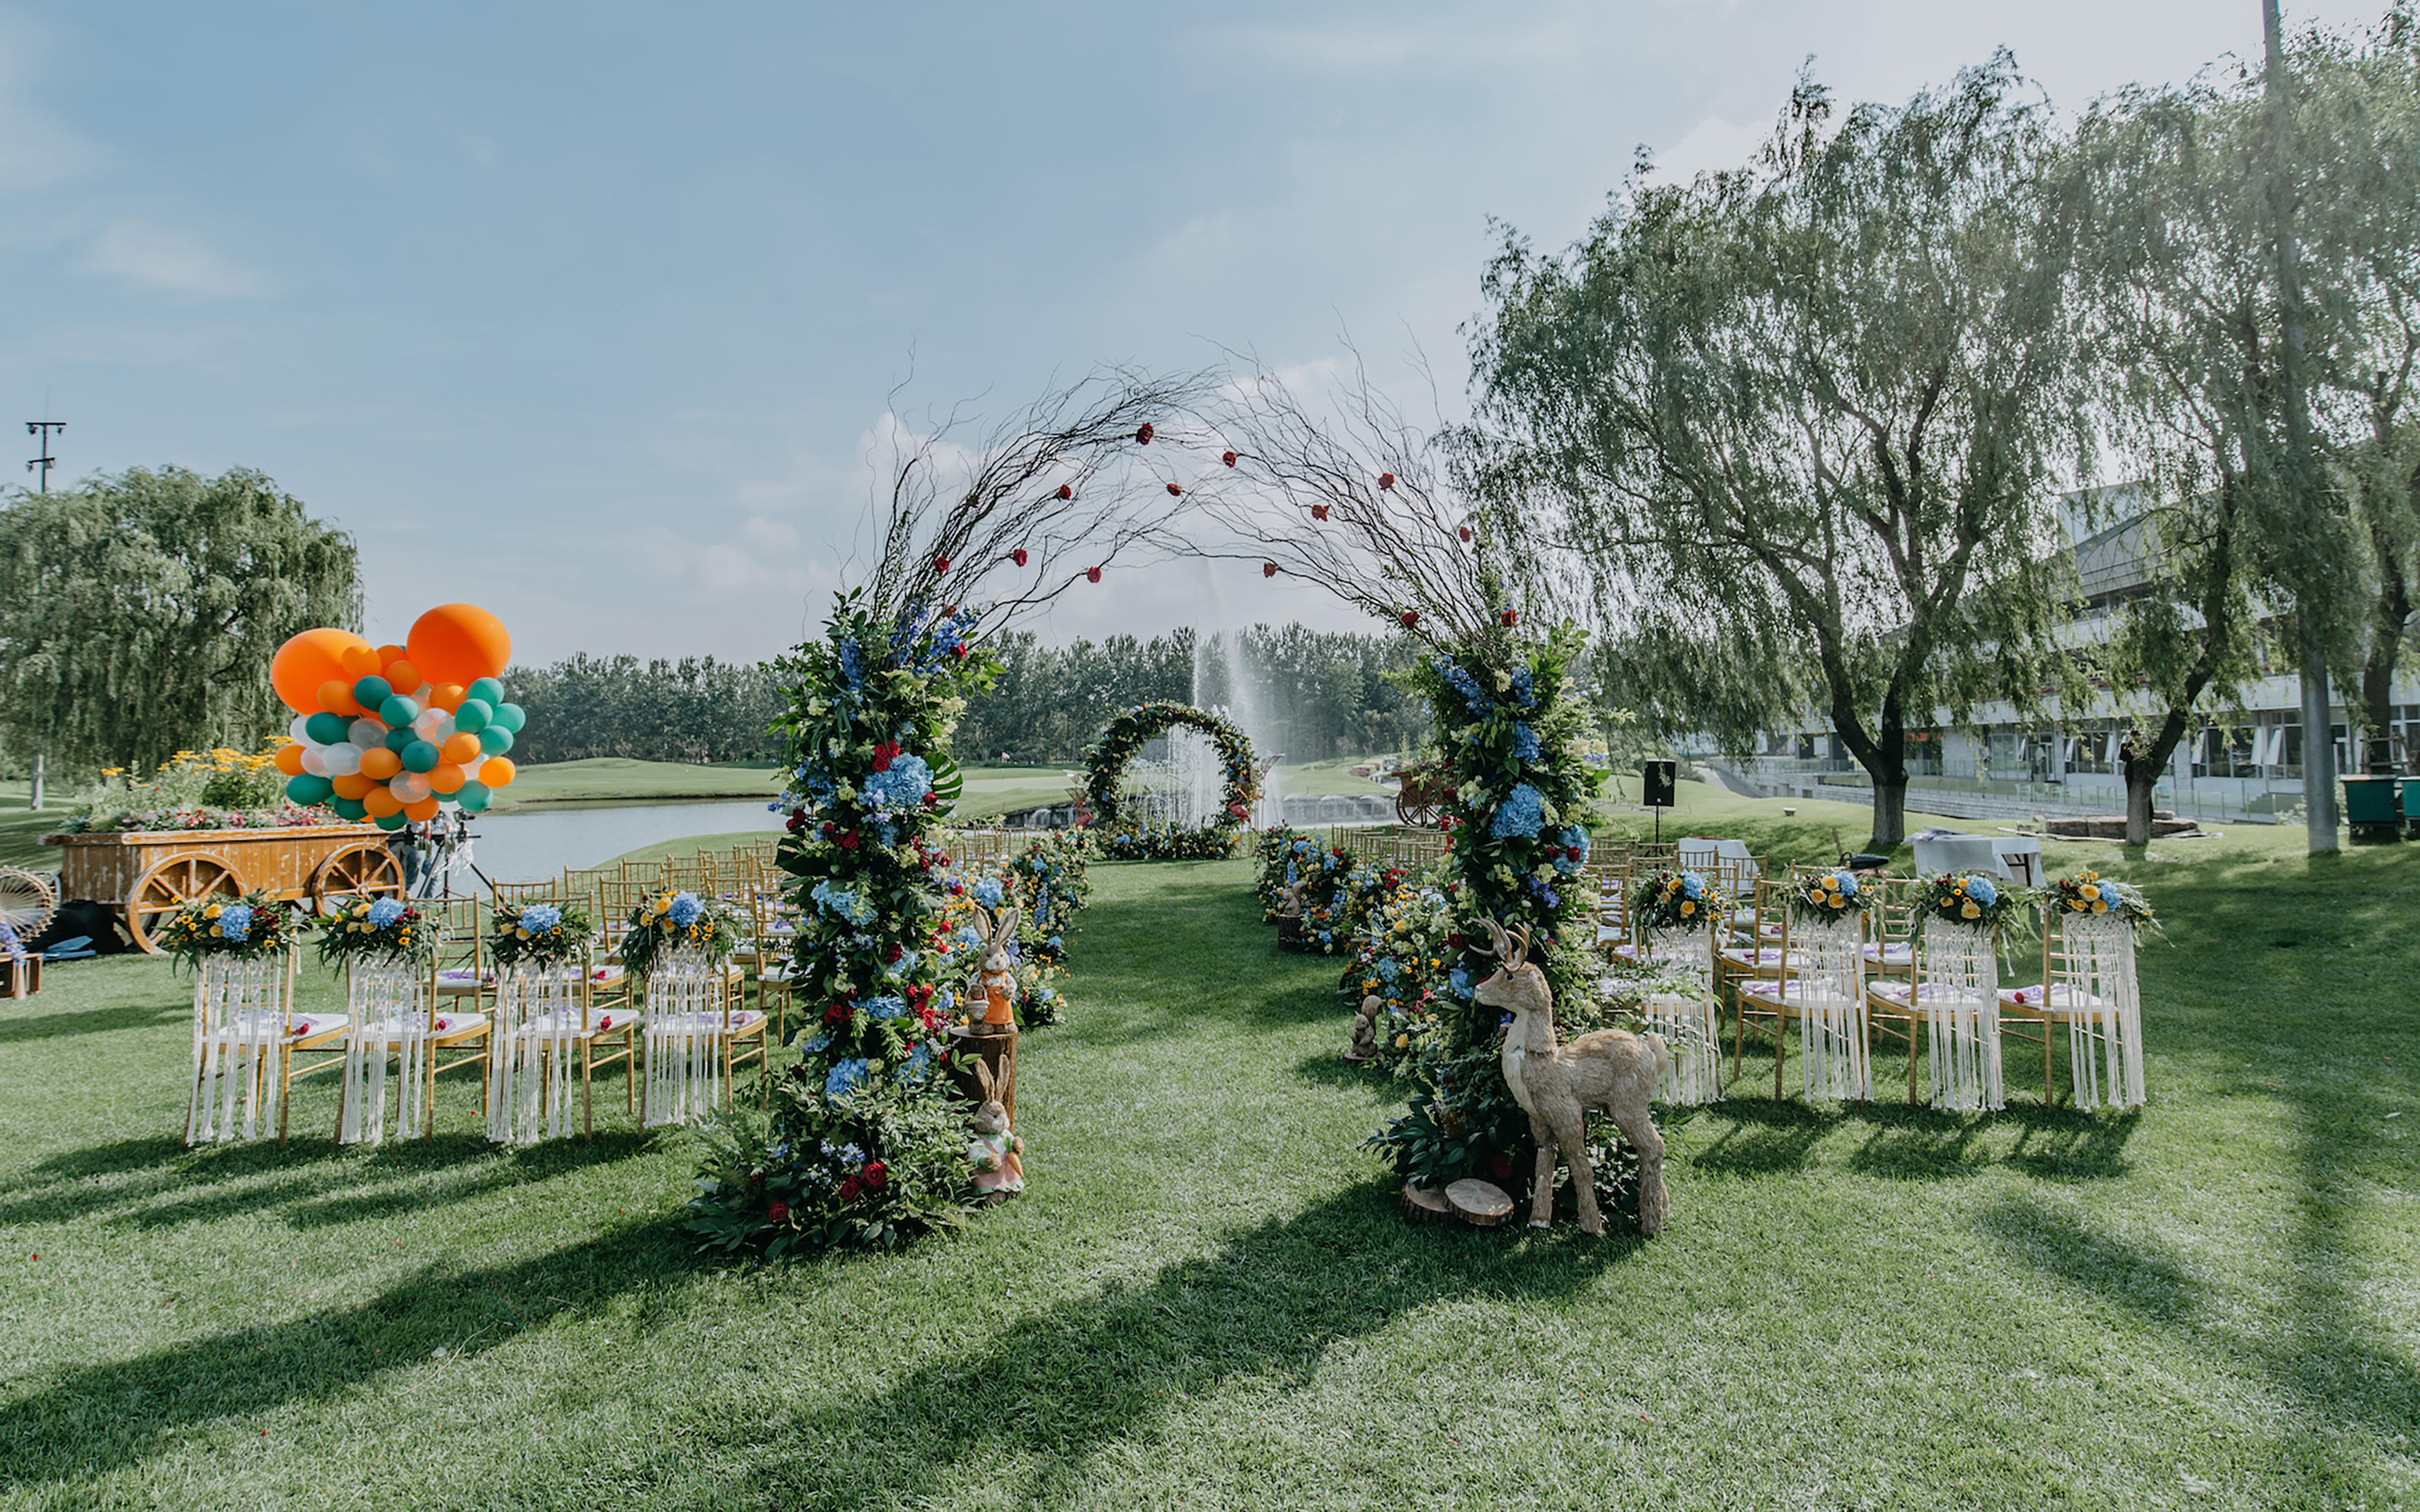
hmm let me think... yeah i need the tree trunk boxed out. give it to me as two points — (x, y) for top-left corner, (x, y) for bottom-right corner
(1869, 778), (1908, 850)
(2361, 566), (2409, 771)
(2301, 622), (2340, 853)
(2124, 708), (2193, 847)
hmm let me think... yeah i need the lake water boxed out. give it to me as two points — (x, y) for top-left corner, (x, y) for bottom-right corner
(463, 800), (784, 882)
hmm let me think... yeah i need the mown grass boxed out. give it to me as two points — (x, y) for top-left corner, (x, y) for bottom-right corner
(1, 840), (2414, 1510)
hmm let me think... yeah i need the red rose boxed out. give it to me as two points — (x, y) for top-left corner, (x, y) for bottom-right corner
(1057, 484), (1073, 500)
(839, 1177), (861, 1201)
(1399, 610), (1419, 628)
(1311, 505), (1330, 521)
(1500, 608), (1518, 626)
(823, 1002), (852, 1024)
(1012, 548), (1029, 566)
(1458, 525), (1472, 542)
(1135, 422), (1155, 445)
(1378, 472), (1396, 490)
(872, 753), (892, 773)
(951, 644), (968, 660)
(1222, 450), (1238, 467)
(886, 944), (904, 964)
(839, 830), (860, 850)
(1086, 567), (1102, 583)
(1263, 562), (1278, 578)
(768, 1201), (790, 1224)
(862, 1161), (888, 1191)
(1166, 482), (1182, 496)
(934, 556), (950, 574)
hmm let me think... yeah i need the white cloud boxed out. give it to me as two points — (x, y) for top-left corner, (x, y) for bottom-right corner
(80, 220), (269, 299)
(1647, 110), (1775, 182)
(0, 28), (102, 192)
(741, 515), (797, 551)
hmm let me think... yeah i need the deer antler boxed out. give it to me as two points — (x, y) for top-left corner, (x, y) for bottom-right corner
(1507, 922), (1532, 969)
(1467, 917), (1511, 959)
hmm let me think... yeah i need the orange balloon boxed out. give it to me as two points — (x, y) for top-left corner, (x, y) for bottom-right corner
(362, 787), (403, 819)
(317, 679), (363, 717)
(440, 731), (483, 765)
(430, 682), (466, 711)
(375, 643), (407, 664)
(407, 604), (512, 686)
(270, 627), (370, 714)
(331, 772), (376, 800)
(478, 756), (516, 787)
(360, 747), (403, 781)
(274, 743), (308, 776)
(339, 644), (384, 679)
(428, 763), (467, 795)
(381, 657), (422, 693)
(404, 796), (442, 821)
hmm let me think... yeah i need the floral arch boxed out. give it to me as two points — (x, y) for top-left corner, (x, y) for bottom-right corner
(1081, 702), (1259, 854)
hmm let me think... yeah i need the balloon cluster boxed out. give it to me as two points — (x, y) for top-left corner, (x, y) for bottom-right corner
(266, 605), (522, 832)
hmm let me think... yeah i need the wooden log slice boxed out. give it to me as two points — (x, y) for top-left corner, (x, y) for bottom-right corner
(1400, 1181), (1453, 1224)
(1446, 1179), (1516, 1227)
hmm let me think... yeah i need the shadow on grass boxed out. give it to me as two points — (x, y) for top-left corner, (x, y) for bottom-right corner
(0, 998), (186, 1045)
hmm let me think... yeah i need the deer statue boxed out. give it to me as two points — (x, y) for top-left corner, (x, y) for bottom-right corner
(1470, 916), (1671, 1235)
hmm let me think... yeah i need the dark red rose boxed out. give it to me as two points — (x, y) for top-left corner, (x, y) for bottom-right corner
(1166, 482), (1182, 496)
(1501, 608), (1518, 626)
(1222, 450), (1238, 467)
(886, 944), (904, 964)
(862, 1161), (888, 1191)
(1399, 610), (1419, 628)
(933, 556), (950, 574)
(839, 830), (860, 850)
(1459, 525), (1472, 542)
(1135, 422), (1154, 445)
(1311, 505), (1330, 521)
(951, 644), (968, 660)
(786, 809), (806, 832)
(1378, 472), (1396, 490)
(1086, 567), (1102, 583)
(1012, 548), (1029, 566)
(768, 1201), (790, 1223)
(839, 1177), (861, 1201)
(1263, 562), (1278, 577)
(823, 1002), (853, 1024)
(1057, 484), (1073, 500)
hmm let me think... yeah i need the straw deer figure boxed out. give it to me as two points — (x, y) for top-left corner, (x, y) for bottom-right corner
(1471, 916), (1671, 1235)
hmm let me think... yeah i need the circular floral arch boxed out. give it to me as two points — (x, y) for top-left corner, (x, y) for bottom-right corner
(1082, 701), (1259, 833)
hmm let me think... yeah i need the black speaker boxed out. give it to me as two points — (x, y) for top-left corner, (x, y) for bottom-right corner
(1642, 759), (1677, 808)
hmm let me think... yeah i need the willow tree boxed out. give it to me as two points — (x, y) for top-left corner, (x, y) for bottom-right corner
(1469, 55), (2086, 850)
(0, 467), (360, 778)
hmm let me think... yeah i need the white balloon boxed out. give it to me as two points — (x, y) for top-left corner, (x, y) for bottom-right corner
(322, 743), (362, 776)
(289, 714), (314, 743)
(391, 771), (434, 803)
(411, 707), (451, 740)
(299, 745), (331, 777)
(349, 717), (388, 748)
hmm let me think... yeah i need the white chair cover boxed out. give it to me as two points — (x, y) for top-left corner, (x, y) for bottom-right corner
(1919, 918), (2003, 1111)
(643, 949), (723, 1128)
(1642, 926), (1723, 1105)
(1793, 917), (1870, 1103)
(488, 964), (582, 1144)
(339, 958), (427, 1146)
(2056, 914), (2146, 1110)
(185, 953), (290, 1146)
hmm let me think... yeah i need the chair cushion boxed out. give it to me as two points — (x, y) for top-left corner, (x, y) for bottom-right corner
(1862, 942), (1915, 965)
(433, 968), (492, 996)
(1999, 983), (2108, 1014)
(645, 1009), (766, 1034)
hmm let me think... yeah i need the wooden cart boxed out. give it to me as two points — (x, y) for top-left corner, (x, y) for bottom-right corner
(42, 825), (406, 953)
(1392, 765), (1453, 829)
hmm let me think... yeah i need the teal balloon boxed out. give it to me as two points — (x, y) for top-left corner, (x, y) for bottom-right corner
(331, 796), (369, 821)
(384, 726), (416, 752)
(378, 693), (419, 727)
(352, 675), (393, 709)
(456, 781), (492, 812)
(452, 699), (492, 734)
(478, 725), (514, 756)
(492, 701), (527, 734)
(401, 740), (440, 774)
(466, 676), (504, 705)
(303, 711), (349, 746)
(286, 774), (335, 805)
(374, 813), (409, 832)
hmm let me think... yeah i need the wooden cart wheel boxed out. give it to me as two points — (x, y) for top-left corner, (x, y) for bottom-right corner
(0, 867), (57, 943)
(309, 841), (406, 915)
(126, 853), (244, 954)
(1394, 792), (1439, 829)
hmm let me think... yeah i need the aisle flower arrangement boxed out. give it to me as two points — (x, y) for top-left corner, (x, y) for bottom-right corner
(936, 870), (1068, 1027)
(2038, 868), (2158, 931)
(1254, 827), (1312, 916)
(156, 890), (308, 972)
(1305, 859), (1393, 955)
(1787, 868), (1868, 924)
(1632, 868), (1728, 933)
(314, 895), (429, 969)
(1008, 832), (1092, 958)
(617, 889), (745, 978)
(1340, 866), (1453, 1068)
(1916, 871), (2022, 930)
(488, 902), (595, 972)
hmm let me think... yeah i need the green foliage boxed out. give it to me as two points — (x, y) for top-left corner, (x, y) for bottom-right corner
(502, 655), (788, 765)
(615, 889), (745, 979)
(1094, 819), (1240, 862)
(153, 890), (309, 973)
(0, 467), (358, 777)
(687, 1078), (975, 1259)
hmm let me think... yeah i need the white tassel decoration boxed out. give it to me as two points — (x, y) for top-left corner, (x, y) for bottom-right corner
(642, 950), (723, 1127)
(489, 964), (581, 1144)
(186, 954), (287, 1146)
(1919, 919), (2003, 1112)
(339, 960), (427, 1145)
(1794, 917), (1870, 1103)
(1643, 927), (1723, 1105)
(2060, 913), (2145, 1110)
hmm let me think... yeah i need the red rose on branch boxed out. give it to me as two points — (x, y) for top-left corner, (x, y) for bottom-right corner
(1135, 422), (1155, 445)
(1399, 610), (1419, 628)
(1459, 525), (1472, 542)
(1166, 482), (1182, 496)
(934, 557), (950, 574)
(1263, 562), (1278, 577)
(1222, 450), (1238, 467)
(1311, 505), (1330, 521)
(1500, 608), (1518, 626)
(1086, 567), (1102, 583)
(1012, 548), (1029, 566)
(1378, 472), (1396, 490)
(1057, 484), (1073, 500)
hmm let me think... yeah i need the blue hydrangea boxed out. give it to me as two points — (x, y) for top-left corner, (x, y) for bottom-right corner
(901, 1041), (934, 1081)
(1965, 875), (1998, 907)
(366, 897), (406, 926)
(1552, 824), (1591, 875)
(216, 904), (254, 942)
(884, 949), (918, 979)
(824, 1058), (870, 1102)
(864, 753), (934, 814)
(665, 893), (702, 927)
(1679, 870), (1707, 899)
(1434, 657), (1491, 716)
(1449, 965), (1473, 1000)
(1046, 935), (1062, 951)
(1377, 958), (1402, 983)
(519, 903), (560, 934)
(1511, 722), (1541, 763)
(865, 996), (907, 1020)
(955, 925), (983, 948)
(1490, 784), (1547, 839)
(1832, 870), (1861, 898)
(969, 878), (1004, 910)
(811, 881), (875, 925)
(936, 987), (957, 1016)
(801, 1031), (830, 1054)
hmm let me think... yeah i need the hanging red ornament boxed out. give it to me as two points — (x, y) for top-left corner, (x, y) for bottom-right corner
(1263, 562), (1278, 578)
(1012, 548), (1029, 567)
(1135, 423), (1155, 445)
(933, 556), (951, 574)
(1086, 566), (1102, 583)
(1458, 525), (1472, 542)
(1222, 450), (1238, 467)
(1500, 608), (1519, 626)
(1311, 505), (1330, 521)
(1057, 483), (1073, 500)
(1399, 610), (1420, 628)
(1378, 472), (1396, 490)
(1166, 482), (1182, 496)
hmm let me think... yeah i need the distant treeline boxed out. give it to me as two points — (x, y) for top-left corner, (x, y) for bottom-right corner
(501, 624), (1432, 768)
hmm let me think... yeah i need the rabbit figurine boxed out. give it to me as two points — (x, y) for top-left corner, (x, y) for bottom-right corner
(1346, 993), (1382, 1062)
(967, 1060), (1024, 1195)
(970, 902), (1021, 1030)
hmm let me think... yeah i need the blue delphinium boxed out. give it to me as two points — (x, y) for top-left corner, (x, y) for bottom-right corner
(1433, 657), (1492, 717)
(665, 893), (703, 927)
(367, 897), (407, 926)
(1507, 667), (1538, 710)
(217, 904), (254, 942)
(1489, 784), (1547, 839)
(836, 637), (865, 689)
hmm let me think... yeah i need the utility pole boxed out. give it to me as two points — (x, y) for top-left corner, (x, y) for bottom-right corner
(24, 419), (62, 493)
(2263, 0), (2340, 854)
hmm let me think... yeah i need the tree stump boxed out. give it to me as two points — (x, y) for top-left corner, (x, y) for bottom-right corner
(1446, 1179), (1515, 1227)
(1400, 1181), (1452, 1224)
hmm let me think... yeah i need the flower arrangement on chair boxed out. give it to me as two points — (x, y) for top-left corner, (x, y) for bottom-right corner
(487, 902), (595, 972)
(617, 890), (744, 978)
(1787, 868), (1868, 924)
(315, 895), (430, 969)
(1915, 872), (2021, 930)
(1632, 869), (1727, 933)
(156, 890), (308, 971)
(2036, 868), (2157, 932)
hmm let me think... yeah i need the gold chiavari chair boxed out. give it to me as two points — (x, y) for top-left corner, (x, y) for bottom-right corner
(1733, 866), (1872, 1101)
(421, 896), (495, 1133)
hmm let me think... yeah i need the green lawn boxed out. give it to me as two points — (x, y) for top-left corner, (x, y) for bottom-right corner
(489, 758), (788, 811)
(1, 838), (2414, 1509)
(0, 781), (56, 870)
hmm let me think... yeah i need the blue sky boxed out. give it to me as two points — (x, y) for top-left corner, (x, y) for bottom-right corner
(1, 1), (2378, 662)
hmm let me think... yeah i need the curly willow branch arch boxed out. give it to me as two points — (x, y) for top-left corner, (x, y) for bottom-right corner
(1081, 702), (1259, 836)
